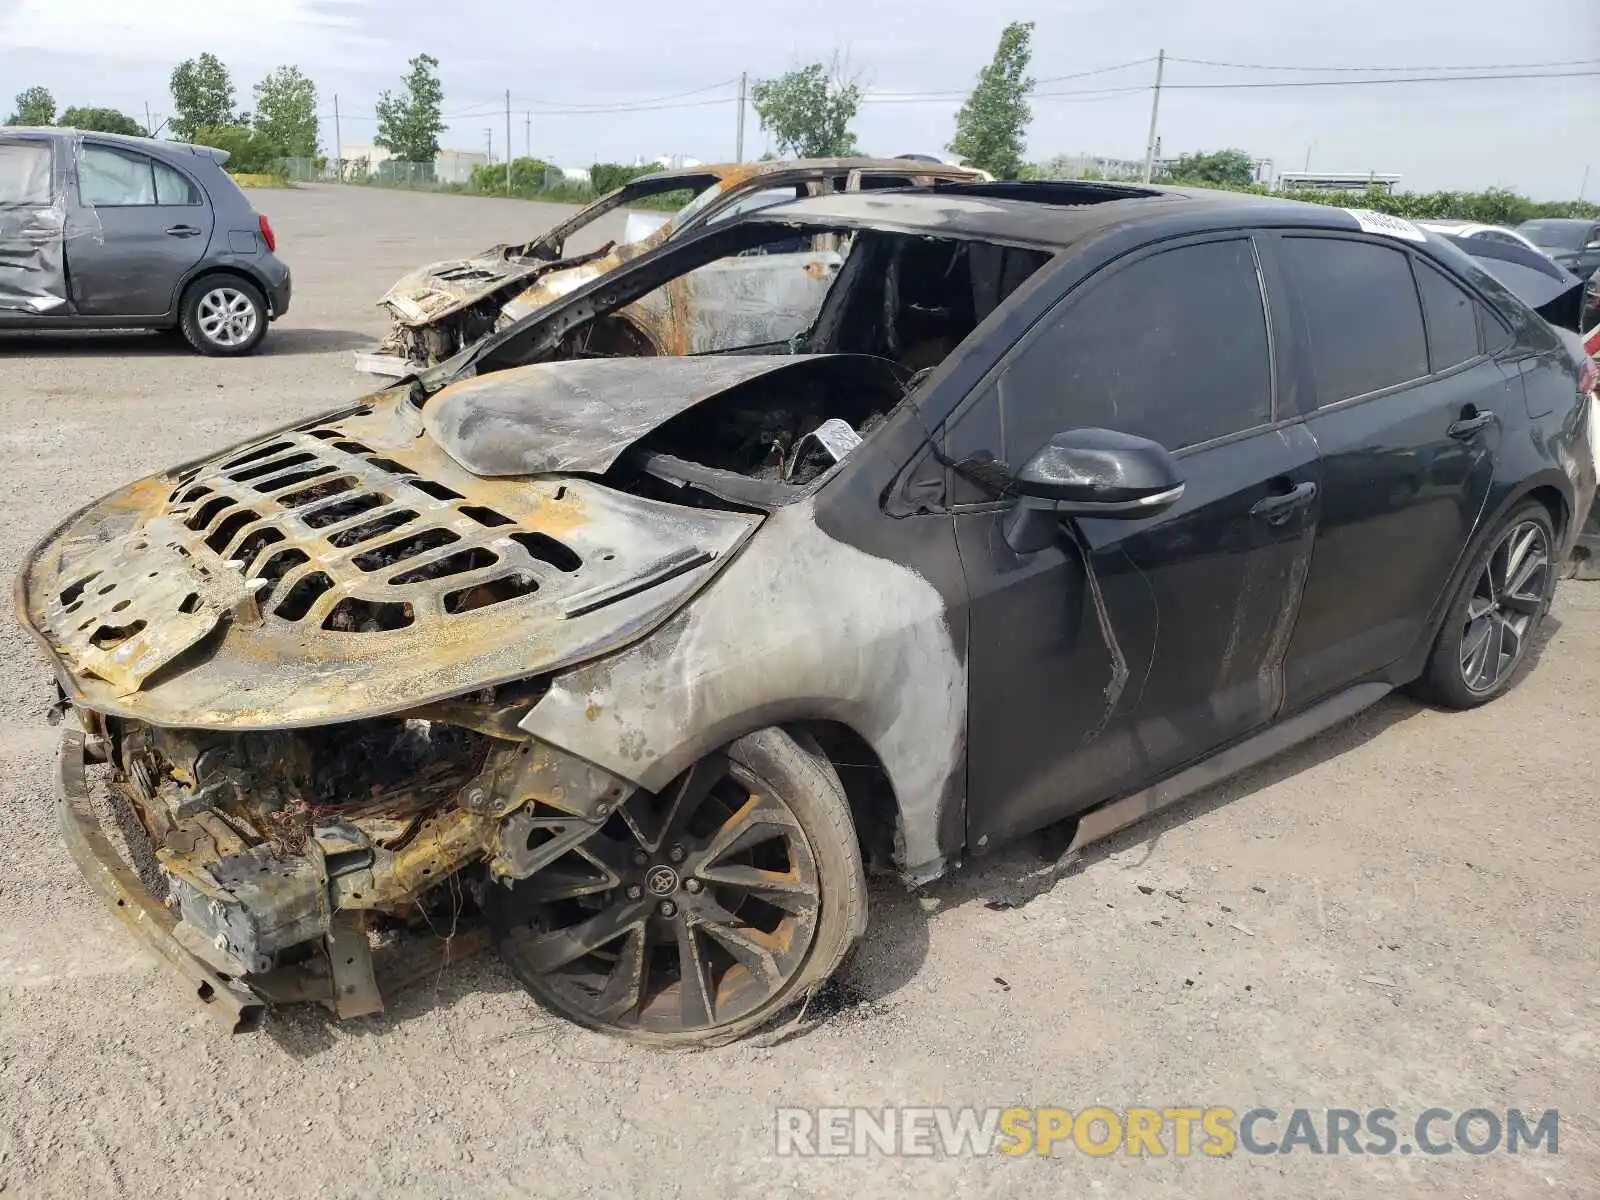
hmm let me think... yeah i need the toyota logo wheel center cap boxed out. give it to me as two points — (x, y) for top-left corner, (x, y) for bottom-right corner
(645, 865), (680, 896)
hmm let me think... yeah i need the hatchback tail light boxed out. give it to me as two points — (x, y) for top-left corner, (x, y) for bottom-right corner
(258, 214), (277, 253)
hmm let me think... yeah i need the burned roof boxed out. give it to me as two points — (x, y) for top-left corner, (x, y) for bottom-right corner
(633, 156), (982, 186)
(738, 180), (1376, 251)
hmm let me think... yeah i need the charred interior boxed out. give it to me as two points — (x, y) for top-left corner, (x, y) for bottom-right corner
(531, 231), (1052, 496)
(622, 355), (908, 492)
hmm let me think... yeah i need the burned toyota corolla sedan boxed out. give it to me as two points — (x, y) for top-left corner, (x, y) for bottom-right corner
(19, 183), (1597, 1043)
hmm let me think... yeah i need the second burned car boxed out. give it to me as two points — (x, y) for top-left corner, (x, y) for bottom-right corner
(357, 157), (983, 376)
(20, 183), (1597, 1044)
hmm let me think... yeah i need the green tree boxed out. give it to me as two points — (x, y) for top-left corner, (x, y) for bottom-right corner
(193, 124), (282, 173)
(751, 59), (861, 158)
(59, 106), (143, 136)
(8, 86), (56, 126)
(1161, 148), (1257, 187)
(252, 66), (319, 157)
(170, 53), (238, 142)
(375, 54), (446, 164)
(949, 22), (1035, 179)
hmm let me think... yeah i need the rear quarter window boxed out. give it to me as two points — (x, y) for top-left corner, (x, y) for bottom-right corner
(1413, 258), (1481, 372)
(1281, 236), (1428, 405)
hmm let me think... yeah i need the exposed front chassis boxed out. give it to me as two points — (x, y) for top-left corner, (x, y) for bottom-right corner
(56, 727), (267, 1032)
(53, 708), (620, 1029)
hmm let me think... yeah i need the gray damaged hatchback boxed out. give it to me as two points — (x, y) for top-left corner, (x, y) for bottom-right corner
(18, 183), (1597, 1044)
(0, 128), (290, 354)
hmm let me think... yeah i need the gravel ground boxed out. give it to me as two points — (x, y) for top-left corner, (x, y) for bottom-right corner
(0, 184), (1595, 1199)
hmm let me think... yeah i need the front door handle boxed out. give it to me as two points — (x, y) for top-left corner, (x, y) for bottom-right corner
(1250, 480), (1318, 524)
(1447, 410), (1494, 439)
(165, 224), (202, 238)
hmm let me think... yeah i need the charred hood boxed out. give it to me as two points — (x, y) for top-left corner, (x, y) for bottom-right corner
(425, 354), (902, 477)
(16, 393), (761, 729)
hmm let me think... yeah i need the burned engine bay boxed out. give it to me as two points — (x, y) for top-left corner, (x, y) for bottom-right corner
(95, 686), (638, 1019)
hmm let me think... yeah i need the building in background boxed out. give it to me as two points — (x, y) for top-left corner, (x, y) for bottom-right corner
(1275, 171), (1401, 193)
(338, 143), (488, 184)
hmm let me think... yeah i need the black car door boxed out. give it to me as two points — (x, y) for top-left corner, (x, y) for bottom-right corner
(67, 141), (213, 317)
(944, 234), (1323, 850)
(1267, 233), (1507, 709)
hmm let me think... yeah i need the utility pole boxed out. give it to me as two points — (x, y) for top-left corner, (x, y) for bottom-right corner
(1141, 49), (1165, 184)
(144, 102), (153, 137)
(484, 128), (493, 163)
(735, 71), (748, 163)
(525, 111), (531, 159)
(333, 93), (342, 181)
(505, 89), (513, 190)
(1581, 165), (1592, 203)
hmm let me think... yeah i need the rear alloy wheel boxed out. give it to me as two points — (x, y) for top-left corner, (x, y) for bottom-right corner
(488, 728), (866, 1045)
(1415, 501), (1556, 708)
(179, 276), (268, 356)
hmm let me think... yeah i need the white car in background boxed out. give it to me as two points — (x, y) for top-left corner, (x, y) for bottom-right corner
(1416, 220), (1546, 256)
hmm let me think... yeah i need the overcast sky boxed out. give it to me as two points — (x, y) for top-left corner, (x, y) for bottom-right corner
(1, 0), (1595, 198)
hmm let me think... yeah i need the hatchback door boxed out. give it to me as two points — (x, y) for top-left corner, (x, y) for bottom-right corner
(946, 235), (1323, 849)
(0, 135), (69, 315)
(1268, 233), (1507, 708)
(68, 141), (213, 317)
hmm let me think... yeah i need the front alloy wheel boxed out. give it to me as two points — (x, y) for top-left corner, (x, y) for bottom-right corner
(489, 728), (866, 1044)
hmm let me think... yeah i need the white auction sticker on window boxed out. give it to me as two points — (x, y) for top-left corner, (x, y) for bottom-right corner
(1344, 208), (1427, 243)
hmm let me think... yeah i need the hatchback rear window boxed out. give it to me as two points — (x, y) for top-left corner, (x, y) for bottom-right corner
(1282, 236), (1428, 406)
(1518, 220), (1588, 251)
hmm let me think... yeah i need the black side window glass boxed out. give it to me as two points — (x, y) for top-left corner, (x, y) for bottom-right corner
(1281, 236), (1428, 406)
(1413, 258), (1481, 372)
(995, 237), (1272, 462)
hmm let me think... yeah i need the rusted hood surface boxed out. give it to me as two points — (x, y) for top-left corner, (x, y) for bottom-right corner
(426, 355), (853, 477)
(16, 396), (760, 729)
(378, 250), (552, 326)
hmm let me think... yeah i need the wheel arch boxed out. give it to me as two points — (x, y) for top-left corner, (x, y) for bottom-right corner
(1400, 474), (1571, 684)
(173, 263), (274, 320)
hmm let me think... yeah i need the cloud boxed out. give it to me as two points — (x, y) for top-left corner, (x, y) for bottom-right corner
(0, 0), (383, 70)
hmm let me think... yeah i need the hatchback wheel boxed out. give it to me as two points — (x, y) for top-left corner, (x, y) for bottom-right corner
(488, 727), (867, 1045)
(179, 276), (268, 356)
(1414, 501), (1556, 708)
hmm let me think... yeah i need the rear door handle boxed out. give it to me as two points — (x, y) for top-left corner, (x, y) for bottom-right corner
(1250, 480), (1318, 524)
(1447, 411), (1494, 439)
(165, 225), (202, 238)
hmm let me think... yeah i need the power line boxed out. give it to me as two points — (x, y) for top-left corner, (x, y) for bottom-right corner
(1168, 54), (1600, 73)
(862, 56), (1156, 102)
(513, 78), (738, 111)
(1163, 68), (1600, 90)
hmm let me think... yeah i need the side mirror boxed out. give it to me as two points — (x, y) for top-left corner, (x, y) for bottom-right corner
(1004, 428), (1185, 553)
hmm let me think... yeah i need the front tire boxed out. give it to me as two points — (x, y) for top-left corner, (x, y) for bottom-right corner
(179, 276), (268, 356)
(1413, 501), (1556, 709)
(488, 727), (867, 1045)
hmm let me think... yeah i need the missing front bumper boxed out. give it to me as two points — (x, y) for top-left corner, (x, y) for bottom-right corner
(55, 728), (267, 1033)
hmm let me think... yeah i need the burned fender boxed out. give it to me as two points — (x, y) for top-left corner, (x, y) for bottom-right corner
(517, 496), (966, 878)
